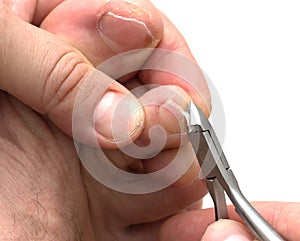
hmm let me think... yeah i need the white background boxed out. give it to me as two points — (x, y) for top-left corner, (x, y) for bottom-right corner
(151, 0), (300, 207)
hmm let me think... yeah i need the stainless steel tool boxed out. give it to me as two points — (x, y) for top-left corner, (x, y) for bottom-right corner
(187, 101), (285, 241)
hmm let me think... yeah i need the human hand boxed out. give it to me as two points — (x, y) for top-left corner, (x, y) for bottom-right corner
(0, 0), (210, 240)
(1, 0), (210, 145)
(160, 201), (300, 241)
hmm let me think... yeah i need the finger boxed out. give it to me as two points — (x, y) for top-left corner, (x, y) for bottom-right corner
(112, 85), (201, 186)
(1, 0), (66, 25)
(159, 207), (213, 241)
(244, 201), (300, 241)
(32, 0), (64, 25)
(159, 202), (300, 241)
(136, 85), (191, 150)
(201, 219), (253, 241)
(133, 85), (203, 188)
(0, 5), (144, 148)
(139, 11), (211, 117)
(116, 85), (191, 161)
(39, 0), (163, 67)
(2, 0), (36, 21)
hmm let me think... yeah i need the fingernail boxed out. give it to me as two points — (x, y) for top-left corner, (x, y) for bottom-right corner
(158, 99), (188, 134)
(97, 11), (158, 53)
(95, 91), (144, 144)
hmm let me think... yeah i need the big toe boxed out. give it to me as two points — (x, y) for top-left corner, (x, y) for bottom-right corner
(40, 0), (163, 66)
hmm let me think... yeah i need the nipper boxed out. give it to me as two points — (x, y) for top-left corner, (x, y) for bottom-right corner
(187, 101), (284, 241)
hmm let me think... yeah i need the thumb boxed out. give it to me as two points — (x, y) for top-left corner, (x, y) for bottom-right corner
(202, 219), (253, 241)
(0, 5), (144, 148)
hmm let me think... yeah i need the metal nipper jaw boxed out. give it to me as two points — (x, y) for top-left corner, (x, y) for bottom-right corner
(187, 101), (285, 241)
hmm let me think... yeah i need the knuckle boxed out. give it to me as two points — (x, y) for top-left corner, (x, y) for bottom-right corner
(41, 46), (91, 114)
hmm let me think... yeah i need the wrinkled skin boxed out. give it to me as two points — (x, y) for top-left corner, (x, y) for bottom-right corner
(0, 91), (205, 240)
(0, 1), (208, 240)
(1, 1), (300, 241)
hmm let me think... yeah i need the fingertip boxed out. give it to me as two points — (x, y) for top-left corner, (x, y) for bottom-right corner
(71, 70), (145, 149)
(98, 0), (163, 52)
(94, 90), (145, 149)
(157, 86), (191, 134)
(202, 219), (253, 241)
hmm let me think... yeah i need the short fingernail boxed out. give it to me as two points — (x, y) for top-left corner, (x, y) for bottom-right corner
(158, 99), (188, 134)
(97, 11), (159, 53)
(202, 220), (252, 241)
(95, 91), (144, 144)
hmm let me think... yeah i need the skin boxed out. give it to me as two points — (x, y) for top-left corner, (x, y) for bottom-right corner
(160, 202), (300, 241)
(1, 0), (208, 240)
(0, 1), (299, 240)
